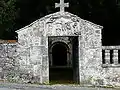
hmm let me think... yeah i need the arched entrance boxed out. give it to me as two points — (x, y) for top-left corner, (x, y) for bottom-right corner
(52, 43), (67, 66)
(49, 42), (73, 83)
(48, 36), (79, 84)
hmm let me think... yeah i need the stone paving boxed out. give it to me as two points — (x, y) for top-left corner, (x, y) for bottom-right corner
(0, 86), (119, 90)
(0, 83), (120, 90)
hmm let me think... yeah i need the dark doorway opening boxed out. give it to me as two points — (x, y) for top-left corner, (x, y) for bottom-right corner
(52, 43), (67, 66)
(49, 42), (73, 83)
(49, 36), (79, 84)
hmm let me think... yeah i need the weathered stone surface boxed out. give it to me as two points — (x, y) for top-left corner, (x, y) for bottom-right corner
(15, 11), (103, 85)
(42, 56), (48, 66)
(0, 11), (104, 86)
(0, 43), (19, 82)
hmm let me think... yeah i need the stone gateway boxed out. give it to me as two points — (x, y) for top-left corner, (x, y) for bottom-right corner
(0, 0), (103, 85)
(15, 10), (103, 84)
(1, 0), (120, 87)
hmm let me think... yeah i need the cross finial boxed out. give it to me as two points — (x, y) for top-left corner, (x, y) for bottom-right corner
(55, 0), (69, 13)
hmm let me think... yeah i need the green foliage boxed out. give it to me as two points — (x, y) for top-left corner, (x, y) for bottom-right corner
(0, 0), (19, 39)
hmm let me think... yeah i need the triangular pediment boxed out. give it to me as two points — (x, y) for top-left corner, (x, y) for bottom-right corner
(16, 12), (103, 34)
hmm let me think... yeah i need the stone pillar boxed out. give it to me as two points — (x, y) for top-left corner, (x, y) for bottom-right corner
(105, 50), (110, 64)
(113, 50), (118, 65)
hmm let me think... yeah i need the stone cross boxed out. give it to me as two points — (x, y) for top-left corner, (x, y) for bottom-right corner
(55, 0), (69, 13)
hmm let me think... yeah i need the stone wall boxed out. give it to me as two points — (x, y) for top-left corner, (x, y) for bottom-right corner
(100, 46), (120, 86)
(0, 12), (103, 85)
(16, 12), (102, 84)
(3, 12), (120, 87)
(16, 19), (49, 83)
(78, 20), (102, 85)
(0, 43), (19, 82)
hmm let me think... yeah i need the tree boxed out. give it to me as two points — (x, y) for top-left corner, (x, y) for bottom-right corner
(0, 0), (19, 39)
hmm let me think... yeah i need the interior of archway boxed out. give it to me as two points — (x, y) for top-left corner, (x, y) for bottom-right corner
(49, 42), (73, 83)
(52, 43), (67, 66)
(49, 36), (79, 84)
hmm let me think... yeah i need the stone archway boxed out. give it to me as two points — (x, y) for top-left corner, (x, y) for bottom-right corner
(48, 36), (79, 84)
(49, 42), (71, 67)
(49, 41), (73, 83)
